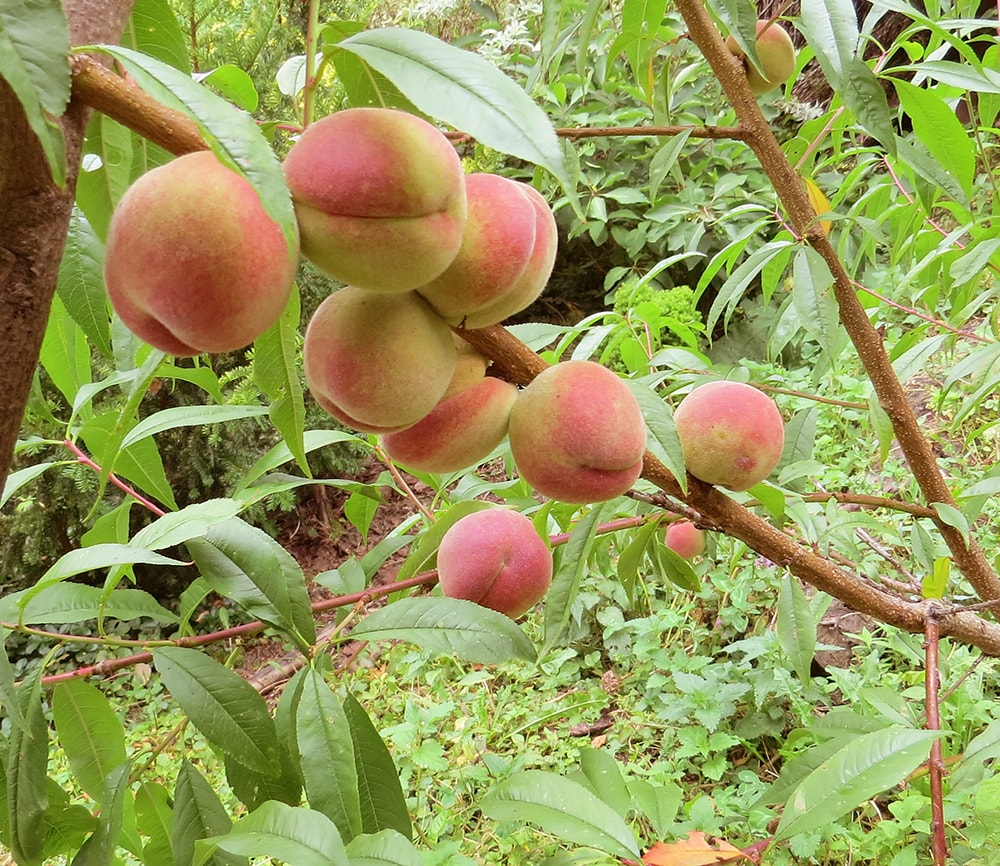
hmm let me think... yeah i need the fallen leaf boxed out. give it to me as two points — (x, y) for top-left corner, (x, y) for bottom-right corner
(642, 831), (749, 866)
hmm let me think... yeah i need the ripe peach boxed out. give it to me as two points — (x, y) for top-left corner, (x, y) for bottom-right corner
(303, 287), (456, 432)
(104, 151), (298, 356)
(726, 20), (797, 96)
(437, 509), (553, 618)
(284, 108), (466, 292)
(418, 174), (557, 328)
(673, 380), (784, 491)
(443, 336), (490, 400)
(508, 360), (647, 504)
(665, 520), (706, 560)
(381, 376), (517, 473)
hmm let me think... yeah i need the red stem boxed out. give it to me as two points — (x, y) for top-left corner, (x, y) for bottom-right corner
(63, 438), (168, 516)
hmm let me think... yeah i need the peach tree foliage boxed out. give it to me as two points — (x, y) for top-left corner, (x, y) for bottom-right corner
(5, 0), (1000, 864)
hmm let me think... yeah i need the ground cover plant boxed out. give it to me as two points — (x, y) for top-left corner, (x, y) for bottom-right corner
(6, 0), (1000, 864)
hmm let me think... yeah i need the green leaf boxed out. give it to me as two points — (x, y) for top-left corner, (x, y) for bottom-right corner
(254, 286), (310, 475)
(792, 246), (838, 346)
(187, 517), (316, 649)
(296, 670), (362, 842)
(40, 293), (92, 407)
(628, 382), (686, 494)
(892, 135), (965, 205)
(196, 65), (259, 112)
(868, 396), (894, 464)
(224, 752), (301, 811)
(1, 461), (59, 509)
(922, 557), (950, 600)
(651, 538), (702, 593)
(202, 801), (348, 866)
(52, 681), (127, 803)
(774, 727), (946, 842)
(75, 113), (134, 239)
(126, 0), (191, 73)
(351, 597), (537, 664)
(0, 0), (70, 185)
(842, 58), (897, 157)
(326, 28), (420, 114)
(480, 771), (641, 859)
(134, 781), (174, 866)
(130, 498), (243, 552)
(7, 668), (49, 865)
(777, 576), (816, 683)
(616, 518), (662, 598)
(89, 45), (298, 251)
(345, 829), (421, 866)
(69, 761), (129, 866)
(894, 80), (975, 201)
(153, 647), (281, 775)
(57, 208), (112, 358)
(236, 429), (363, 495)
(543, 503), (613, 652)
(932, 501), (970, 544)
(121, 405), (269, 450)
(342, 692), (412, 840)
(579, 748), (632, 819)
(173, 760), (245, 866)
(798, 0), (858, 82)
(336, 28), (570, 189)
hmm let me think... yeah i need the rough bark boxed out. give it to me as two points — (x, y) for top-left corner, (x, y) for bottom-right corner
(0, 0), (135, 494)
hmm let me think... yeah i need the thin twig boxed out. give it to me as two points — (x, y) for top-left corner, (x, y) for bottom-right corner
(924, 611), (949, 866)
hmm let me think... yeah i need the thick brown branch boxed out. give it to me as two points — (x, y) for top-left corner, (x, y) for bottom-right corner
(673, 0), (1000, 603)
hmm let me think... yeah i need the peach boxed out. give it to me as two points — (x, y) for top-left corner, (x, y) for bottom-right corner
(303, 287), (456, 432)
(418, 174), (557, 328)
(103, 151), (298, 356)
(443, 335), (490, 400)
(284, 108), (466, 292)
(726, 20), (797, 96)
(673, 380), (784, 491)
(665, 520), (706, 560)
(381, 376), (517, 473)
(437, 509), (553, 618)
(508, 360), (647, 504)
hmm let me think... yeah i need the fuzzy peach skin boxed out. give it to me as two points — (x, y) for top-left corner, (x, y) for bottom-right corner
(419, 173), (545, 328)
(443, 335), (490, 399)
(665, 520), (706, 560)
(284, 108), (466, 292)
(726, 20), (797, 96)
(104, 151), (298, 356)
(673, 380), (784, 491)
(508, 360), (647, 504)
(381, 376), (517, 473)
(303, 287), (456, 433)
(437, 509), (553, 618)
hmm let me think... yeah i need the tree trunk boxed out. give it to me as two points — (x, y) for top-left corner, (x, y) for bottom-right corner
(0, 0), (135, 494)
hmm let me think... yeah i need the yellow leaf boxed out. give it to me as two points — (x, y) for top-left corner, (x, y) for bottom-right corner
(802, 176), (833, 236)
(643, 831), (749, 866)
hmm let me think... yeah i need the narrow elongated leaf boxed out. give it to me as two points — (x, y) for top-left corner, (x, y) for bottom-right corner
(345, 829), (421, 866)
(130, 498), (243, 551)
(296, 670), (362, 842)
(203, 801), (348, 866)
(57, 208), (111, 357)
(1, 584), (177, 626)
(187, 517), (316, 649)
(628, 383), (686, 493)
(173, 760), (246, 866)
(52, 681), (127, 803)
(792, 246), (838, 346)
(0, 0), (70, 185)
(337, 28), (570, 188)
(69, 761), (129, 866)
(343, 692), (411, 839)
(153, 647), (281, 775)
(121, 405), (269, 450)
(127, 0), (191, 72)
(8, 669), (48, 865)
(798, 0), (858, 82)
(1, 461), (59, 508)
(90, 45), (297, 250)
(351, 597), (536, 664)
(776, 577), (816, 683)
(134, 782), (174, 866)
(254, 286), (309, 474)
(579, 748), (632, 819)
(842, 59), (896, 156)
(40, 293), (92, 407)
(543, 503), (612, 652)
(481, 771), (640, 859)
(774, 727), (945, 841)
(224, 752), (301, 811)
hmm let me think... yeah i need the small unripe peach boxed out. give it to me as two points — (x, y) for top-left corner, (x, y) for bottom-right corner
(285, 108), (466, 292)
(726, 20), (796, 96)
(437, 509), (553, 618)
(508, 360), (647, 504)
(381, 376), (517, 474)
(419, 174), (557, 328)
(665, 520), (706, 560)
(673, 380), (784, 491)
(104, 151), (298, 356)
(303, 287), (456, 432)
